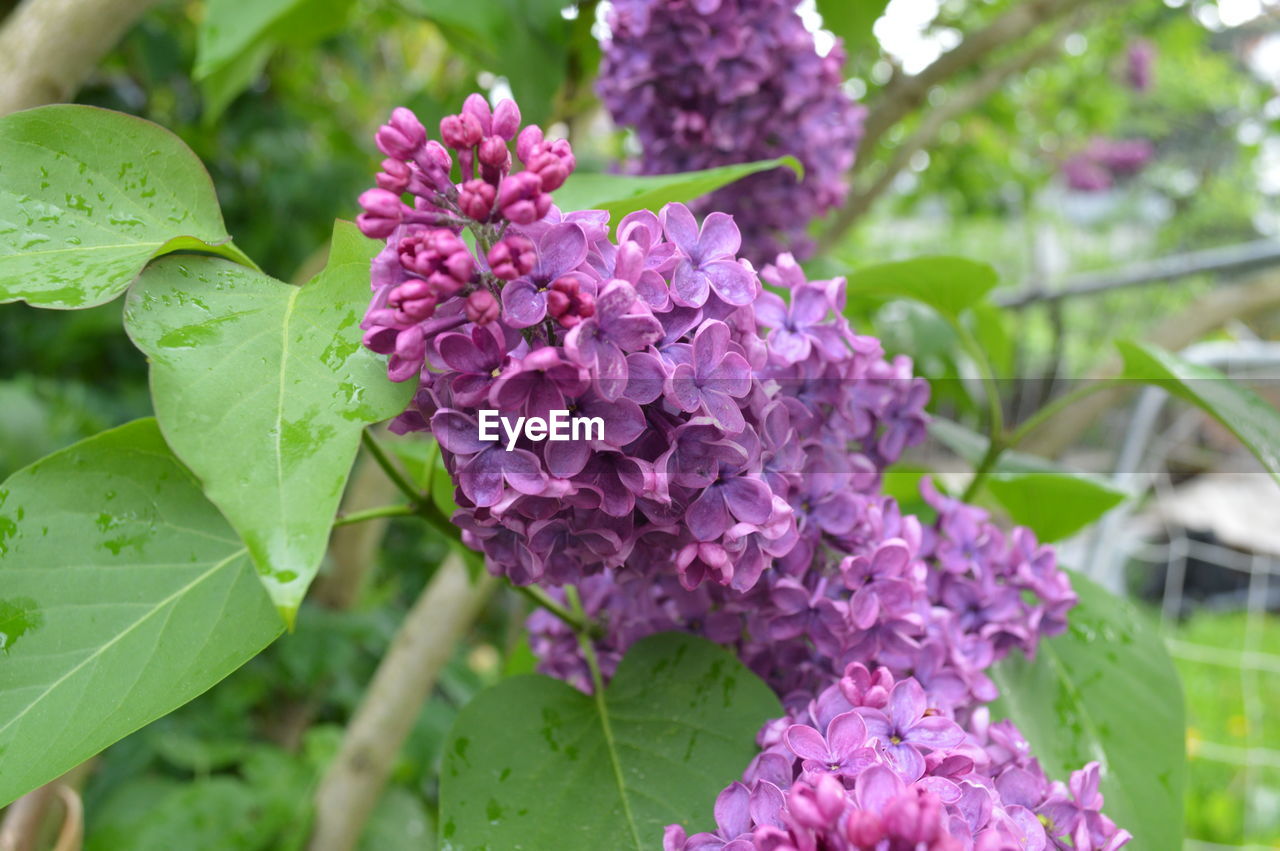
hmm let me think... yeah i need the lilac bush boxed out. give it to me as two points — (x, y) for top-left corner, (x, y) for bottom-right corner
(596, 0), (866, 264)
(357, 94), (1129, 849)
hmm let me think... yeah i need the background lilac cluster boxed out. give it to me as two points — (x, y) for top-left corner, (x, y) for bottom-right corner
(357, 95), (1128, 850)
(597, 0), (865, 264)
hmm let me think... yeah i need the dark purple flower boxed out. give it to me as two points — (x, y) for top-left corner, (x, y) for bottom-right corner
(662, 204), (757, 307)
(858, 680), (964, 782)
(565, 279), (663, 400)
(666, 320), (752, 433)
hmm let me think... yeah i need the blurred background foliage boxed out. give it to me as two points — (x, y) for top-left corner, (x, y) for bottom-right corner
(2, 0), (1279, 847)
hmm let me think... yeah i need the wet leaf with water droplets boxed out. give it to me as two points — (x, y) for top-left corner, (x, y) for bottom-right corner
(0, 105), (253, 309)
(989, 571), (1186, 850)
(0, 419), (282, 807)
(124, 220), (414, 621)
(439, 633), (781, 850)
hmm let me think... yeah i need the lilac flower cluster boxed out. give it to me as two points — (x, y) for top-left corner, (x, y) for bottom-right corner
(1126, 40), (1154, 93)
(1061, 138), (1155, 193)
(356, 94), (1127, 850)
(662, 669), (1132, 850)
(597, 0), (865, 264)
(358, 97), (927, 595)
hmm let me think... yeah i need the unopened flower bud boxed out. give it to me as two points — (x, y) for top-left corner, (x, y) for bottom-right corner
(458, 179), (496, 221)
(462, 93), (493, 135)
(492, 99), (522, 140)
(487, 235), (536, 281)
(546, 277), (595, 328)
(465, 290), (500, 325)
(356, 188), (404, 238)
(440, 113), (484, 150)
(497, 171), (550, 225)
(375, 158), (411, 193)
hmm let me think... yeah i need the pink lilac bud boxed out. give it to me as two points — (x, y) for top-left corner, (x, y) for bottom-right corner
(497, 171), (550, 225)
(546, 277), (595, 328)
(356, 188), (404, 238)
(845, 810), (884, 845)
(375, 158), (411, 193)
(458, 179), (496, 221)
(465, 290), (500, 325)
(525, 139), (575, 192)
(388, 279), (437, 323)
(478, 135), (512, 184)
(487, 235), (536, 280)
(440, 113), (484, 150)
(398, 229), (474, 296)
(376, 107), (426, 159)
(492, 99), (522, 140)
(389, 324), (426, 382)
(462, 93), (492, 135)
(516, 124), (544, 164)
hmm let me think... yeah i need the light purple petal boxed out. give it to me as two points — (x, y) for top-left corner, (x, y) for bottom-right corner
(714, 782), (751, 838)
(855, 764), (904, 812)
(698, 212), (742, 258)
(704, 260), (756, 305)
(432, 410), (487, 455)
(672, 261), (710, 307)
(882, 742), (925, 782)
(825, 711), (867, 759)
(722, 476), (774, 525)
(784, 724), (830, 762)
(661, 202), (700, 253)
(687, 487), (730, 542)
(906, 716), (964, 750)
(889, 679), (927, 730)
(536, 222), (588, 276)
(501, 278), (547, 328)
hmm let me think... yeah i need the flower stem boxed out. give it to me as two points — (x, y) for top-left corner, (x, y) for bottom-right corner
(360, 430), (422, 506)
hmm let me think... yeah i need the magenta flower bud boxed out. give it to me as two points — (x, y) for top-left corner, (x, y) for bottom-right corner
(486, 235), (536, 281)
(492, 98), (521, 140)
(444, 248), (475, 283)
(388, 325), (426, 382)
(356, 188), (403, 238)
(375, 108), (426, 159)
(844, 811), (884, 846)
(462, 92), (492, 135)
(458, 179), (496, 221)
(389, 280), (437, 323)
(478, 136), (510, 169)
(375, 158), (411, 193)
(497, 171), (549, 225)
(419, 140), (454, 175)
(440, 113), (484, 150)
(546, 276), (595, 328)
(516, 124), (544, 164)
(465, 289), (500, 325)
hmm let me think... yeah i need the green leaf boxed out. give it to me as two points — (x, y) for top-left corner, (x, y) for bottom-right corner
(194, 0), (353, 114)
(929, 419), (1128, 541)
(124, 221), (415, 621)
(841, 256), (999, 322)
(816, 0), (889, 60)
(556, 158), (804, 227)
(1118, 340), (1280, 486)
(439, 632), (782, 849)
(990, 571), (1186, 850)
(0, 419), (282, 807)
(0, 105), (250, 310)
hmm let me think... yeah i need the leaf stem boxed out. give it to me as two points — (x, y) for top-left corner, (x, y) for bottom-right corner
(332, 503), (417, 527)
(955, 322), (1006, 502)
(360, 430), (423, 506)
(1004, 381), (1111, 450)
(515, 584), (588, 633)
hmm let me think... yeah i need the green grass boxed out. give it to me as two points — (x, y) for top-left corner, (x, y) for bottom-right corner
(1168, 610), (1280, 845)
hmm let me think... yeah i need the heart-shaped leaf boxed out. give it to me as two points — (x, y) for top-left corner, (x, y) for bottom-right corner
(1118, 340), (1280, 486)
(556, 157), (803, 226)
(990, 571), (1186, 850)
(439, 632), (782, 849)
(0, 419), (282, 807)
(124, 221), (414, 621)
(0, 105), (251, 309)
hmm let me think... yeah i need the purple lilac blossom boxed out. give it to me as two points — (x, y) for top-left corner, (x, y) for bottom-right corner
(1126, 40), (1154, 93)
(357, 94), (1128, 850)
(1061, 138), (1155, 193)
(597, 0), (866, 264)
